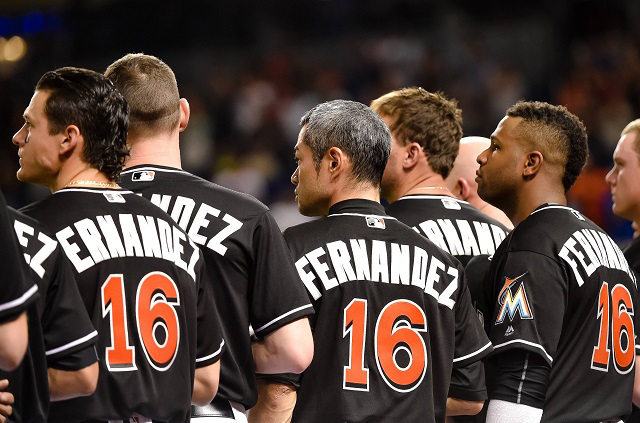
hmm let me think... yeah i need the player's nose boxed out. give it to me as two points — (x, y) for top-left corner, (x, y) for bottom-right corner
(291, 168), (299, 185)
(12, 125), (27, 146)
(605, 167), (615, 186)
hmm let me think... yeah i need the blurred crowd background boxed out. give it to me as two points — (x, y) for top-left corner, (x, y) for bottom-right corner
(1, 0), (639, 241)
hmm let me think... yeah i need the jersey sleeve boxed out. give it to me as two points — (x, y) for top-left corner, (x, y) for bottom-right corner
(249, 211), (314, 339)
(0, 196), (38, 323)
(453, 271), (493, 368)
(195, 260), (225, 368)
(448, 361), (487, 401)
(489, 251), (568, 365)
(43, 246), (98, 368)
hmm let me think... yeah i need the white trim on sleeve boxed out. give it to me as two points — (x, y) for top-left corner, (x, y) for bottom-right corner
(453, 341), (493, 363)
(196, 339), (225, 363)
(493, 339), (553, 363)
(46, 330), (98, 356)
(0, 284), (38, 314)
(254, 304), (314, 334)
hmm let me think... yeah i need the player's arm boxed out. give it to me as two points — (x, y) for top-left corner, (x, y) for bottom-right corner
(48, 361), (98, 401)
(447, 398), (484, 416)
(248, 379), (297, 423)
(192, 361), (220, 407)
(0, 312), (28, 371)
(446, 361), (487, 416)
(251, 317), (313, 374)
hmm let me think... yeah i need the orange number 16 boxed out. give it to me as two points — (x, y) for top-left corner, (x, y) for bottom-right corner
(102, 272), (181, 372)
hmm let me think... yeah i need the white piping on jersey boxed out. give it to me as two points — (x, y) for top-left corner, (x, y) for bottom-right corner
(254, 304), (314, 334)
(396, 195), (470, 204)
(120, 166), (189, 175)
(0, 284), (38, 314)
(493, 339), (553, 363)
(196, 339), (225, 363)
(529, 205), (576, 216)
(53, 188), (135, 195)
(45, 330), (98, 356)
(328, 213), (397, 220)
(452, 341), (492, 363)
(517, 352), (529, 404)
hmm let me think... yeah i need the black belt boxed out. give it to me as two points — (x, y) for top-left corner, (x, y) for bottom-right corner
(191, 397), (235, 419)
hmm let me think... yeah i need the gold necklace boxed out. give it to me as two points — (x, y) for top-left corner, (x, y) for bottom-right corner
(63, 180), (121, 189)
(414, 186), (452, 193)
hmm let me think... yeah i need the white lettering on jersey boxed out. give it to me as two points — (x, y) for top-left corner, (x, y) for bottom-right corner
(293, 239), (459, 306)
(150, 194), (243, 257)
(559, 229), (636, 287)
(55, 214), (198, 281)
(415, 218), (507, 257)
(13, 219), (57, 278)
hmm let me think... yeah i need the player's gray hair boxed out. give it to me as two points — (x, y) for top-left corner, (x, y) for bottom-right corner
(300, 100), (391, 187)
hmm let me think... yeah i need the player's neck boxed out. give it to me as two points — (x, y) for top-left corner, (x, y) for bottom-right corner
(400, 173), (454, 199)
(124, 136), (182, 170)
(328, 184), (380, 212)
(472, 198), (514, 230)
(53, 165), (113, 192)
(511, 183), (566, 227)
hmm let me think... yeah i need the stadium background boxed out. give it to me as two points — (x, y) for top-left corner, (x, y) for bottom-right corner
(0, 0), (638, 242)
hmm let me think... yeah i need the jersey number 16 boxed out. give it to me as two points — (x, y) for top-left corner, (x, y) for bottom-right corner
(101, 272), (181, 372)
(343, 298), (427, 393)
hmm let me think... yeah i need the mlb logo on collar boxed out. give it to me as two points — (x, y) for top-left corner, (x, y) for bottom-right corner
(131, 171), (155, 182)
(366, 216), (386, 229)
(441, 198), (461, 210)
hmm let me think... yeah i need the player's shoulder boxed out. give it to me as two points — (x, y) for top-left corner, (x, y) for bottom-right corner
(122, 165), (270, 214)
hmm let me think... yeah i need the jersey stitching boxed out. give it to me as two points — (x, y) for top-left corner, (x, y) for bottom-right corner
(493, 339), (553, 363)
(120, 166), (189, 175)
(452, 341), (492, 362)
(53, 189), (135, 195)
(45, 330), (98, 356)
(0, 284), (38, 313)
(328, 213), (397, 220)
(517, 352), (529, 404)
(396, 195), (470, 204)
(254, 304), (314, 334)
(196, 339), (225, 362)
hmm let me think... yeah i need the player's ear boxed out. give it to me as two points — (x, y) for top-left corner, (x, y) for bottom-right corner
(523, 151), (543, 177)
(403, 142), (422, 169)
(59, 124), (81, 156)
(178, 98), (190, 133)
(456, 177), (471, 200)
(326, 146), (345, 178)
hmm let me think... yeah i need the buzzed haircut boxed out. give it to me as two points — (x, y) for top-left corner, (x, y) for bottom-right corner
(36, 67), (129, 180)
(621, 118), (640, 156)
(105, 53), (180, 137)
(370, 87), (463, 179)
(300, 100), (391, 188)
(507, 101), (588, 192)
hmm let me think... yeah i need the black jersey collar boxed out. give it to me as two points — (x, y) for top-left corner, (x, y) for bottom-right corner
(328, 199), (387, 217)
(119, 164), (189, 175)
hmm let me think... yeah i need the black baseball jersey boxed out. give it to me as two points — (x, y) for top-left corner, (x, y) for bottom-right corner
(484, 203), (639, 422)
(385, 194), (508, 266)
(21, 187), (223, 423)
(0, 191), (38, 323)
(624, 236), (640, 423)
(286, 199), (491, 422)
(119, 165), (314, 409)
(2, 208), (98, 423)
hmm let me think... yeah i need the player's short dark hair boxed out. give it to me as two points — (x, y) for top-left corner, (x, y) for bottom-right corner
(507, 101), (588, 192)
(105, 53), (180, 137)
(36, 67), (130, 181)
(300, 100), (391, 188)
(370, 87), (463, 179)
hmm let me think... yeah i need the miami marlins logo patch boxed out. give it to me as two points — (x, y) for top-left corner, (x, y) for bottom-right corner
(495, 272), (533, 325)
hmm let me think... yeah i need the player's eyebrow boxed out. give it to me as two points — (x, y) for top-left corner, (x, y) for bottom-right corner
(490, 134), (500, 145)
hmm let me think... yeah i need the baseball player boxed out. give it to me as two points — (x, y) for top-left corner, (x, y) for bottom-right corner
(283, 99), (491, 421)
(14, 67), (224, 422)
(605, 118), (640, 421)
(446, 137), (513, 230)
(105, 53), (314, 422)
(0, 190), (36, 373)
(370, 88), (509, 417)
(477, 101), (638, 422)
(2, 207), (99, 422)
